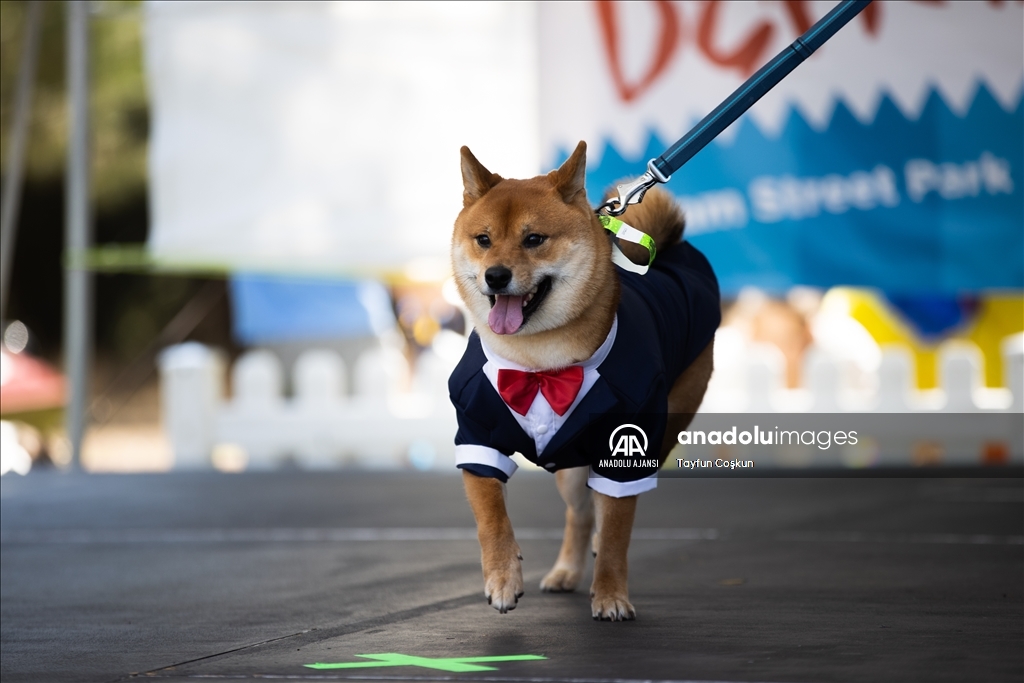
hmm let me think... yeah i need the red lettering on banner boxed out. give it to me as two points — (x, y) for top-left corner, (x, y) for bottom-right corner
(595, 0), (681, 102)
(595, 1), (964, 104)
(697, 1), (775, 77)
(782, 0), (813, 34)
(860, 2), (880, 35)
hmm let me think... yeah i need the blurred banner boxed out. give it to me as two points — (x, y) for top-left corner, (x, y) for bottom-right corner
(540, 1), (1023, 295)
(144, 1), (538, 278)
(145, 2), (1022, 292)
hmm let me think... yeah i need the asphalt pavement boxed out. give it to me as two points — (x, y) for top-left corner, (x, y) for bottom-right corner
(1, 469), (1021, 683)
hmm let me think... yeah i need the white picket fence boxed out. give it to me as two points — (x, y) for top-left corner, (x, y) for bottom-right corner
(158, 333), (463, 470)
(702, 331), (1023, 414)
(158, 331), (1024, 470)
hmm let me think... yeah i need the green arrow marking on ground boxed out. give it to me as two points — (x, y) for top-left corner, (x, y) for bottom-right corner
(305, 653), (547, 672)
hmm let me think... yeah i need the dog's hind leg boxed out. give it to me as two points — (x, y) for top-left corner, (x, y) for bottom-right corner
(463, 471), (524, 613)
(540, 467), (593, 592)
(590, 491), (637, 621)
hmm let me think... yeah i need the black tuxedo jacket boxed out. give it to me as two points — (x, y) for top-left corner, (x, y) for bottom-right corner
(448, 241), (720, 483)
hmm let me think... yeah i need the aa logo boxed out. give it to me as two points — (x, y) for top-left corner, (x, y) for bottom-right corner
(608, 424), (648, 457)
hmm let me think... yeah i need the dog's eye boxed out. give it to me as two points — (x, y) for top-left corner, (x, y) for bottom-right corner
(475, 234), (491, 248)
(523, 234), (547, 248)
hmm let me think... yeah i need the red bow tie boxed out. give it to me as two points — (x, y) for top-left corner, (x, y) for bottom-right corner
(496, 366), (584, 417)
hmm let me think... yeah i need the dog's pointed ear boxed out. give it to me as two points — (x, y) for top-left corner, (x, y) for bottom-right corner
(549, 140), (588, 204)
(461, 146), (503, 207)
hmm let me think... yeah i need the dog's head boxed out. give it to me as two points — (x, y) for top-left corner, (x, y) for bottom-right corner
(451, 141), (611, 341)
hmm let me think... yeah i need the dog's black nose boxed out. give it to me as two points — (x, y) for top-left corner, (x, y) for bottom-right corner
(485, 266), (513, 291)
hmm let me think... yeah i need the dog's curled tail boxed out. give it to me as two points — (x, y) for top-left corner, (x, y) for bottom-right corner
(605, 186), (685, 264)
(617, 186), (685, 246)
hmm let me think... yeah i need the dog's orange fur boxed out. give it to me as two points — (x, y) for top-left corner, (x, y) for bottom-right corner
(453, 142), (713, 620)
(454, 143), (616, 369)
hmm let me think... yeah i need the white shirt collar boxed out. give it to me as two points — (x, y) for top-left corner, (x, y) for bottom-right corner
(477, 316), (618, 457)
(478, 314), (618, 372)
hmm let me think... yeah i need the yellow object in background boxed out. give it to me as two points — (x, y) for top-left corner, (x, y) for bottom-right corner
(964, 295), (1024, 388)
(839, 289), (1023, 389)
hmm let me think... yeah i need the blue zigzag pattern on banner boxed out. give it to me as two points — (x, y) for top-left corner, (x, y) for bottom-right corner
(556, 83), (1023, 295)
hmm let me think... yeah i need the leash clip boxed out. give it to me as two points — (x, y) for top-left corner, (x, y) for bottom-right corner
(597, 159), (671, 216)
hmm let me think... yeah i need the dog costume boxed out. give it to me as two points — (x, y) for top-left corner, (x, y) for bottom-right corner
(449, 241), (720, 498)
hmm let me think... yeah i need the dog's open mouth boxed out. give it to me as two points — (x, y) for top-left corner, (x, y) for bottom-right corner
(486, 277), (552, 335)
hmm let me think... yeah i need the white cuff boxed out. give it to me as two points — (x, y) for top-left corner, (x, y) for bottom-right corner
(587, 469), (657, 498)
(455, 444), (519, 478)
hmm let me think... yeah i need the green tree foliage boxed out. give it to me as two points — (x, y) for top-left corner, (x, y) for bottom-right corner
(1, 0), (148, 213)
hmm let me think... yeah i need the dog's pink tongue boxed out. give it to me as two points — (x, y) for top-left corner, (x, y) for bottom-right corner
(488, 294), (524, 335)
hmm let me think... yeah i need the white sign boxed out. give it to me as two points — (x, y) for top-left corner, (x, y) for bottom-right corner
(145, 1), (539, 278)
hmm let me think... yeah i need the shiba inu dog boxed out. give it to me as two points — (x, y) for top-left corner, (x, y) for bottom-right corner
(448, 141), (719, 620)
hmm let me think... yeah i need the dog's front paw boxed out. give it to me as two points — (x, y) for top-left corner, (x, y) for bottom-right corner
(483, 547), (524, 613)
(590, 590), (636, 621)
(540, 564), (581, 592)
